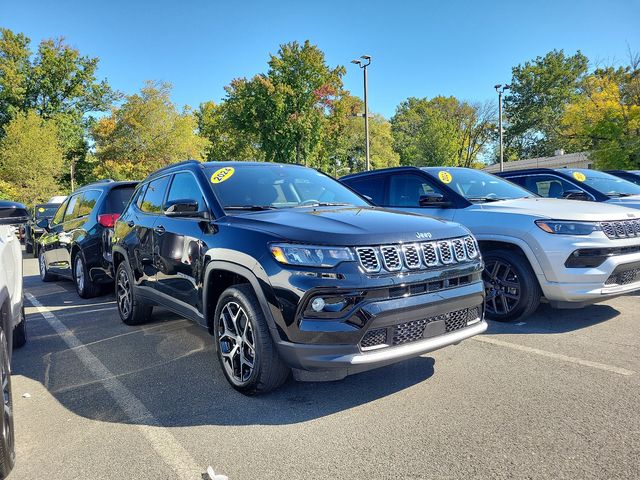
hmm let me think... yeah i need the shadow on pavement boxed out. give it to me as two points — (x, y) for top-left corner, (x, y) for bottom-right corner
(485, 302), (620, 335)
(16, 279), (436, 427)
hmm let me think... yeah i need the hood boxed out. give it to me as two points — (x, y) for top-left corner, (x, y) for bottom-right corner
(469, 197), (640, 221)
(605, 195), (640, 210)
(222, 206), (468, 246)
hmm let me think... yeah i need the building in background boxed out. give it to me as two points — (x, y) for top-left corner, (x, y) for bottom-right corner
(484, 151), (591, 173)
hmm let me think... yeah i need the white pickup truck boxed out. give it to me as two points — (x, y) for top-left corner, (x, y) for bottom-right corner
(0, 200), (30, 478)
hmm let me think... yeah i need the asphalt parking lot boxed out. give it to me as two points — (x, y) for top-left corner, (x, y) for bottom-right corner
(9, 252), (640, 480)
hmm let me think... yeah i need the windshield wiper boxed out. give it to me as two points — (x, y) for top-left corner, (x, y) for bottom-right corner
(295, 202), (353, 207)
(466, 197), (506, 203)
(224, 205), (277, 211)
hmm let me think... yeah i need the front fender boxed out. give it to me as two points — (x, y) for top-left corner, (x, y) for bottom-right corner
(475, 233), (545, 277)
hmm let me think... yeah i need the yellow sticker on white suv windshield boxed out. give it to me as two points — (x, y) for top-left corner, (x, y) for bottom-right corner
(438, 171), (453, 184)
(211, 167), (235, 184)
(573, 171), (586, 182)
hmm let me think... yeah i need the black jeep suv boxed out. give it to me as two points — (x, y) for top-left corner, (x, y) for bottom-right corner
(112, 161), (487, 394)
(37, 180), (138, 298)
(24, 202), (62, 256)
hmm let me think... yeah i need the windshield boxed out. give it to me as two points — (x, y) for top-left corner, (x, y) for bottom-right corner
(34, 205), (59, 218)
(566, 170), (640, 196)
(204, 164), (369, 211)
(424, 168), (535, 202)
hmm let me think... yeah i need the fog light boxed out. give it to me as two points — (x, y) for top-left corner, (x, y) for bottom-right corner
(311, 297), (326, 312)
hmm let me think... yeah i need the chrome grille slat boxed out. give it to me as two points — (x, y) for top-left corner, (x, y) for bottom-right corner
(438, 240), (454, 264)
(451, 238), (466, 261)
(421, 242), (439, 266)
(402, 244), (421, 269)
(355, 247), (380, 273)
(464, 236), (479, 258)
(380, 245), (402, 271)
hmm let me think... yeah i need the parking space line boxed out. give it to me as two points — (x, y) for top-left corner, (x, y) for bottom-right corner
(474, 336), (636, 376)
(25, 292), (206, 480)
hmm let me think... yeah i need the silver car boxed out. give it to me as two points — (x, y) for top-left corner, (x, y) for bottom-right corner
(342, 167), (640, 322)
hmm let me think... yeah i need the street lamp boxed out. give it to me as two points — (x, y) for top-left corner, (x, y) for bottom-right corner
(494, 84), (510, 172)
(352, 55), (372, 171)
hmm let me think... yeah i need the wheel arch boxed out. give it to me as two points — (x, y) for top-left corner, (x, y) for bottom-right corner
(203, 261), (282, 341)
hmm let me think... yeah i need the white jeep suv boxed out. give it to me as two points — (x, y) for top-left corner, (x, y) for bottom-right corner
(342, 167), (640, 322)
(0, 200), (30, 478)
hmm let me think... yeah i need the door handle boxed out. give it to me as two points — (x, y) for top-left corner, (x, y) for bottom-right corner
(127, 220), (135, 227)
(154, 225), (166, 235)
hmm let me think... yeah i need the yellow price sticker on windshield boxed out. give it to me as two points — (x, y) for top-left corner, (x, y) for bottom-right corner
(438, 171), (453, 184)
(38, 207), (45, 213)
(211, 167), (235, 184)
(573, 171), (586, 182)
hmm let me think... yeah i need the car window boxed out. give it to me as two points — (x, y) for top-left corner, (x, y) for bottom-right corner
(165, 173), (206, 210)
(343, 175), (386, 205)
(566, 169), (640, 197)
(388, 174), (442, 207)
(34, 205), (59, 218)
(140, 176), (170, 214)
(63, 194), (83, 222)
(425, 168), (534, 202)
(508, 175), (580, 199)
(77, 190), (102, 217)
(104, 185), (136, 214)
(134, 184), (148, 210)
(51, 199), (69, 225)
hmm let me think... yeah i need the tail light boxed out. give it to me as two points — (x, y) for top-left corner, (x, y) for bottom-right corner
(98, 213), (120, 228)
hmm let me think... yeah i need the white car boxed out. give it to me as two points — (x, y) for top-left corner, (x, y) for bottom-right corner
(0, 200), (30, 478)
(342, 167), (640, 322)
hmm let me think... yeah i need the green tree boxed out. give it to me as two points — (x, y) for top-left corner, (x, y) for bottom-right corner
(224, 40), (346, 169)
(0, 111), (64, 204)
(504, 50), (589, 159)
(0, 28), (118, 189)
(561, 58), (640, 169)
(92, 81), (210, 180)
(196, 100), (263, 161)
(391, 96), (495, 167)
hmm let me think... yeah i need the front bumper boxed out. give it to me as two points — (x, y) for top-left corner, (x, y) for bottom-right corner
(527, 230), (640, 304)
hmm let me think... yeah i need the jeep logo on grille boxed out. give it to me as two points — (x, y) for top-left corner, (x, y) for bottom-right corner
(416, 232), (433, 239)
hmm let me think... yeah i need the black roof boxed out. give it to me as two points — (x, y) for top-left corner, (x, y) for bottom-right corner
(496, 168), (561, 176)
(74, 179), (139, 192)
(341, 166), (421, 180)
(145, 159), (310, 181)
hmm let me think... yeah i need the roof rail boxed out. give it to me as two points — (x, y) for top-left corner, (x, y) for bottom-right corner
(149, 159), (201, 176)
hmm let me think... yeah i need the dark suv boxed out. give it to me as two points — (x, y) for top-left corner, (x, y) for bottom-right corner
(112, 161), (486, 394)
(37, 180), (138, 298)
(24, 202), (62, 256)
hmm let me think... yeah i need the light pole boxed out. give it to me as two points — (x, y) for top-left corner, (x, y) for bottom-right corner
(494, 84), (510, 172)
(351, 55), (371, 171)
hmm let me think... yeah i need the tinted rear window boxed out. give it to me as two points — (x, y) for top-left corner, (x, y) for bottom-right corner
(35, 206), (59, 218)
(103, 186), (136, 214)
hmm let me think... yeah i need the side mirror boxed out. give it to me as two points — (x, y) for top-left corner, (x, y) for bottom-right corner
(36, 218), (51, 230)
(0, 202), (30, 225)
(563, 189), (590, 201)
(164, 199), (207, 218)
(419, 193), (451, 207)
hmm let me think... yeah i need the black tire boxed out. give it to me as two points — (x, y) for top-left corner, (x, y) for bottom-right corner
(116, 262), (152, 325)
(12, 308), (26, 350)
(0, 329), (15, 478)
(73, 253), (100, 299)
(214, 285), (289, 395)
(483, 249), (541, 322)
(38, 249), (56, 282)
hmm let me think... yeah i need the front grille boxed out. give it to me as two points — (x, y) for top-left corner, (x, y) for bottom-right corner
(359, 306), (481, 350)
(605, 268), (640, 286)
(601, 220), (640, 239)
(360, 328), (388, 349)
(356, 236), (479, 274)
(380, 246), (402, 271)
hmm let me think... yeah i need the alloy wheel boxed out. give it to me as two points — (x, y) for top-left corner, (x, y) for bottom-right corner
(1, 333), (13, 462)
(218, 301), (256, 383)
(117, 268), (132, 319)
(39, 253), (46, 280)
(75, 257), (85, 293)
(483, 259), (521, 316)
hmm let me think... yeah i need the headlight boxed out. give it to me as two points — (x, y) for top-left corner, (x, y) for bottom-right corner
(270, 243), (354, 268)
(535, 220), (601, 236)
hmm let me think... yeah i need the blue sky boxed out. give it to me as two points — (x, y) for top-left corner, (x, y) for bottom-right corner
(2, 0), (639, 118)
